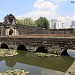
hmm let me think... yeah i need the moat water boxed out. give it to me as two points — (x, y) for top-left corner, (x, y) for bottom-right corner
(0, 50), (74, 75)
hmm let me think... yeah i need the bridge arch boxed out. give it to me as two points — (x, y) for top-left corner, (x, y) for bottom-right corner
(61, 44), (69, 55)
(1, 43), (9, 49)
(17, 45), (27, 51)
(61, 50), (69, 56)
(36, 46), (48, 53)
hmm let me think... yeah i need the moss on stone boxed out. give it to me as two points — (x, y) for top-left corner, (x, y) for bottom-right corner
(0, 69), (29, 75)
(35, 52), (60, 57)
(0, 49), (19, 57)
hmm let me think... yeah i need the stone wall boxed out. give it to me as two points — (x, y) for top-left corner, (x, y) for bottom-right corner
(49, 28), (74, 34)
(0, 23), (75, 36)
(17, 24), (50, 34)
(17, 24), (75, 35)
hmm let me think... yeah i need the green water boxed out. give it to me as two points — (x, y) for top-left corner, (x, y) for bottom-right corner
(0, 51), (74, 75)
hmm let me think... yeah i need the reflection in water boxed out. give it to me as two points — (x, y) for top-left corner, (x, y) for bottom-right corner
(0, 51), (74, 74)
(41, 68), (64, 75)
(4, 56), (17, 67)
(0, 61), (64, 75)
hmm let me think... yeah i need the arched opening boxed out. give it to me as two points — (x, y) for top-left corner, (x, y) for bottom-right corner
(61, 50), (69, 56)
(36, 46), (48, 53)
(9, 29), (13, 35)
(1, 43), (9, 49)
(17, 45), (27, 51)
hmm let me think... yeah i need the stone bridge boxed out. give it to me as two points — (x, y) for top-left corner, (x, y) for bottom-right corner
(0, 35), (75, 55)
(0, 14), (75, 55)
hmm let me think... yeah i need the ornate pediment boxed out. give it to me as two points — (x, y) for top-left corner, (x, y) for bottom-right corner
(4, 14), (16, 25)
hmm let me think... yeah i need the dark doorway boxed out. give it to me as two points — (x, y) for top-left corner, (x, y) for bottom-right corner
(36, 46), (48, 53)
(9, 29), (13, 35)
(17, 45), (27, 51)
(1, 43), (9, 49)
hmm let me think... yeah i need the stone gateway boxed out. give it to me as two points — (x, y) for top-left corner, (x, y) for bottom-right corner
(0, 14), (18, 36)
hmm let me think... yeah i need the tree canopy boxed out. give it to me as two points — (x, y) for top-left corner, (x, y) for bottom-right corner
(16, 17), (34, 26)
(16, 17), (50, 29)
(35, 17), (50, 29)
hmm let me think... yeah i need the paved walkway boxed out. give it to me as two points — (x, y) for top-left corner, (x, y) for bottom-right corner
(65, 60), (75, 75)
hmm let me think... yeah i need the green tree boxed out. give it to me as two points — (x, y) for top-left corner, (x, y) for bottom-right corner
(24, 18), (34, 26)
(16, 19), (20, 24)
(16, 18), (34, 26)
(35, 17), (50, 29)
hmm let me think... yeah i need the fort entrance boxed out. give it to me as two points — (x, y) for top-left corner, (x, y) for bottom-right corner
(9, 29), (13, 35)
(0, 14), (18, 36)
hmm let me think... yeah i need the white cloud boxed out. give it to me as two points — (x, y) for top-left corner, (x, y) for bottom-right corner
(16, 0), (58, 20)
(52, 0), (67, 4)
(33, 0), (57, 11)
(16, 10), (57, 20)
(16, 0), (73, 28)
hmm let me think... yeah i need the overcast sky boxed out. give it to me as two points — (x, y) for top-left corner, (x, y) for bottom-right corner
(0, 0), (74, 28)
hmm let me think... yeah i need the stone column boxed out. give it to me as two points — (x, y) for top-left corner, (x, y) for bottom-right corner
(1, 26), (3, 36)
(5, 29), (9, 36)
